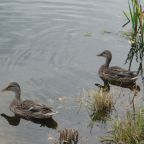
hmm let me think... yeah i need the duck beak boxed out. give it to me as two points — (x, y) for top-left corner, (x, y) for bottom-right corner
(97, 53), (103, 56)
(2, 87), (8, 92)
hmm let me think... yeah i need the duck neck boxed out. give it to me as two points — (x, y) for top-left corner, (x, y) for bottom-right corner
(104, 56), (111, 67)
(14, 90), (21, 102)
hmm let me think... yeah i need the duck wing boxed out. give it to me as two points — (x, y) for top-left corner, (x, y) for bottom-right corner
(108, 66), (138, 78)
(21, 100), (52, 111)
(14, 100), (57, 119)
(100, 66), (138, 84)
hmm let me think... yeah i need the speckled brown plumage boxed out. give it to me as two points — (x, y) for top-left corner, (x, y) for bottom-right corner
(97, 50), (140, 91)
(2, 82), (57, 120)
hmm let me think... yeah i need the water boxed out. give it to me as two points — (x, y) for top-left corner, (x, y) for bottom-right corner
(0, 0), (140, 143)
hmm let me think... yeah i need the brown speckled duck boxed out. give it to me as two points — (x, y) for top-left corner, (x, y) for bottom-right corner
(2, 82), (57, 120)
(96, 50), (140, 91)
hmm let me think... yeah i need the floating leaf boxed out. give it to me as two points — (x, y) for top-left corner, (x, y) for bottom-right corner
(83, 32), (92, 37)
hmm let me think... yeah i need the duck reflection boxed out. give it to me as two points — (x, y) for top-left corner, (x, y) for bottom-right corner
(1, 113), (20, 126)
(1, 113), (58, 129)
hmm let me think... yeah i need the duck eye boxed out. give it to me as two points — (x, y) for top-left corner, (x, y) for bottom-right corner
(8, 85), (15, 89)
(7, 86), (11, 90)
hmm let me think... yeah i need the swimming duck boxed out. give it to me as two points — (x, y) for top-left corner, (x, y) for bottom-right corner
(96, 50), (140, 91)
(2, 82), (57, 120)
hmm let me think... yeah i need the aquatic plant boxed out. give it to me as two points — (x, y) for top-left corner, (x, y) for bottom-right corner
(123, 0), (144, 74)
(87, 89), (114, 123)
(59, 128), (79, 144)
(101, 108), (144, 144)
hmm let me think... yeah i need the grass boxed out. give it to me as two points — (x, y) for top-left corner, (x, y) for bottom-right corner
(87, 89), (114, 123)
(123, 0), (144, 74)
(101, 108), (144, 144)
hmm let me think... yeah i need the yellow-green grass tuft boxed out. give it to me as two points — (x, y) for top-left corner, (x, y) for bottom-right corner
(101, 108), (144, 144)
(88, 89), (114, 122)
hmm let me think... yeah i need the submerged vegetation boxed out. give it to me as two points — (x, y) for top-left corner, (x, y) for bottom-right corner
(123, 0), (144, 74)
(101, 108), (144, 144)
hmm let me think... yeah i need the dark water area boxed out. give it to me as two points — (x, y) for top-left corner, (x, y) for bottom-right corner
(0, 0), (142, 144)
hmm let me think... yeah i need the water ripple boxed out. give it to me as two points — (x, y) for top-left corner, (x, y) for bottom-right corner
(0, 0), (103, 70)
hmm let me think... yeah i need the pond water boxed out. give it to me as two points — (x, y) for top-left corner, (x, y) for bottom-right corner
(0, 0), (141, 144)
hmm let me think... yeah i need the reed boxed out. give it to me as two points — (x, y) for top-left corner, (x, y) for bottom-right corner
(101, 108), (144, 144)
(123, 0), (144, 74)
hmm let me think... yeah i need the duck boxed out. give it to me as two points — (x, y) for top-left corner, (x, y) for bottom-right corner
(2, 82), (57, 120)
(96, 50), (140, 91)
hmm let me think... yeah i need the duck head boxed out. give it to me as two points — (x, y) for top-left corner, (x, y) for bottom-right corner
(2, 82), (20, 93)
(97, 50), (112, 58)
(97, 50), (112, 67)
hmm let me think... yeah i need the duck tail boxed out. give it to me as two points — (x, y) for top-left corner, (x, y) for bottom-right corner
(131, 76), (138, 80)
(44, 111), (58, 116)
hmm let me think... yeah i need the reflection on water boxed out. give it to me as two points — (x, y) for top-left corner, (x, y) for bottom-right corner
(1, 113), (58, 129)
(1, 113), (20, 126)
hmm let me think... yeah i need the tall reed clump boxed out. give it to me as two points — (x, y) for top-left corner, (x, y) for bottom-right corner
(88, 90), (114, 122)
(101, 108), (144, 144)
(123, 0), (144, 74)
